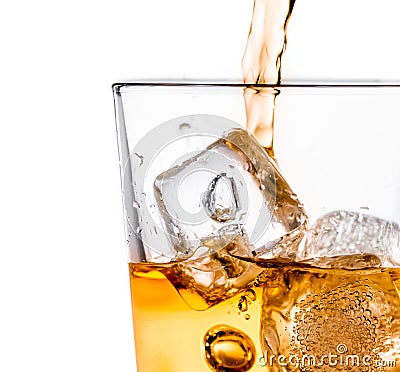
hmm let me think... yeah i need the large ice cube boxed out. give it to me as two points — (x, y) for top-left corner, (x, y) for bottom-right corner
(154, 128), (307, 261)
(301, 210), (400, 267)
(260, 266), (400, 370)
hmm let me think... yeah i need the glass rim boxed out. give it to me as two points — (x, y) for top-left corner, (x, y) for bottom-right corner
(112, 80), (400, 94)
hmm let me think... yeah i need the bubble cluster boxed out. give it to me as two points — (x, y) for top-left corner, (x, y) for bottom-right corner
(203, 325), (255, 371)
(292, 280), (392, 371)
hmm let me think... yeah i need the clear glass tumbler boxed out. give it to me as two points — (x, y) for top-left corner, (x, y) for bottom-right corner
(113, 82), (400, 372)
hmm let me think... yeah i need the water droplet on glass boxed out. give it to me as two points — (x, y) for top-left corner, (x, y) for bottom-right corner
(203, 325), (255, 372)
(179, 122), (191, 130)
(245, 314), (251, 320)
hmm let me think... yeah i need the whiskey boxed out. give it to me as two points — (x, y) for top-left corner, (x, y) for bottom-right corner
(242, 0), (296, 155)
(129, 259), (400, 372)
(129, 261), (263, 372)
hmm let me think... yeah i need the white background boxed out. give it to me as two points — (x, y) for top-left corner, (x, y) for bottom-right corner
(1, 1), (400, 371)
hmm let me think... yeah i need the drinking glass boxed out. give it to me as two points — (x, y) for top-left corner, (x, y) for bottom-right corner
(113, 82), (400, 372)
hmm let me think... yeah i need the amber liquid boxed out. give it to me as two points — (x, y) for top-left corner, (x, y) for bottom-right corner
(130, 261), (400, 372)
(260, 265), (400, 372)
(129, 262), (263, 372)
(242, 0), (296, 156)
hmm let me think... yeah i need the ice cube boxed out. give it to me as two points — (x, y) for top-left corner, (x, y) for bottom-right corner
(164, 234), (263, 310)
(154, 128), (307, 261)
(301, 210), (400, 267)
(260, 266), (400, 370)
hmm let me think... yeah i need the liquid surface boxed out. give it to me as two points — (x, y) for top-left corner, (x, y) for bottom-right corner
(130, 259), (400, 372)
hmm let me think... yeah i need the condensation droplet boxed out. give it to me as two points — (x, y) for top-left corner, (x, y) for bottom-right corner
(245, 314), (250, 320)
(203, 325), (255, 371)
(179, 122), (191, 130)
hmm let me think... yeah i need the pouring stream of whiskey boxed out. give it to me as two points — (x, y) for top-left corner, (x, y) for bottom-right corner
(242, 0), (296, 156)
